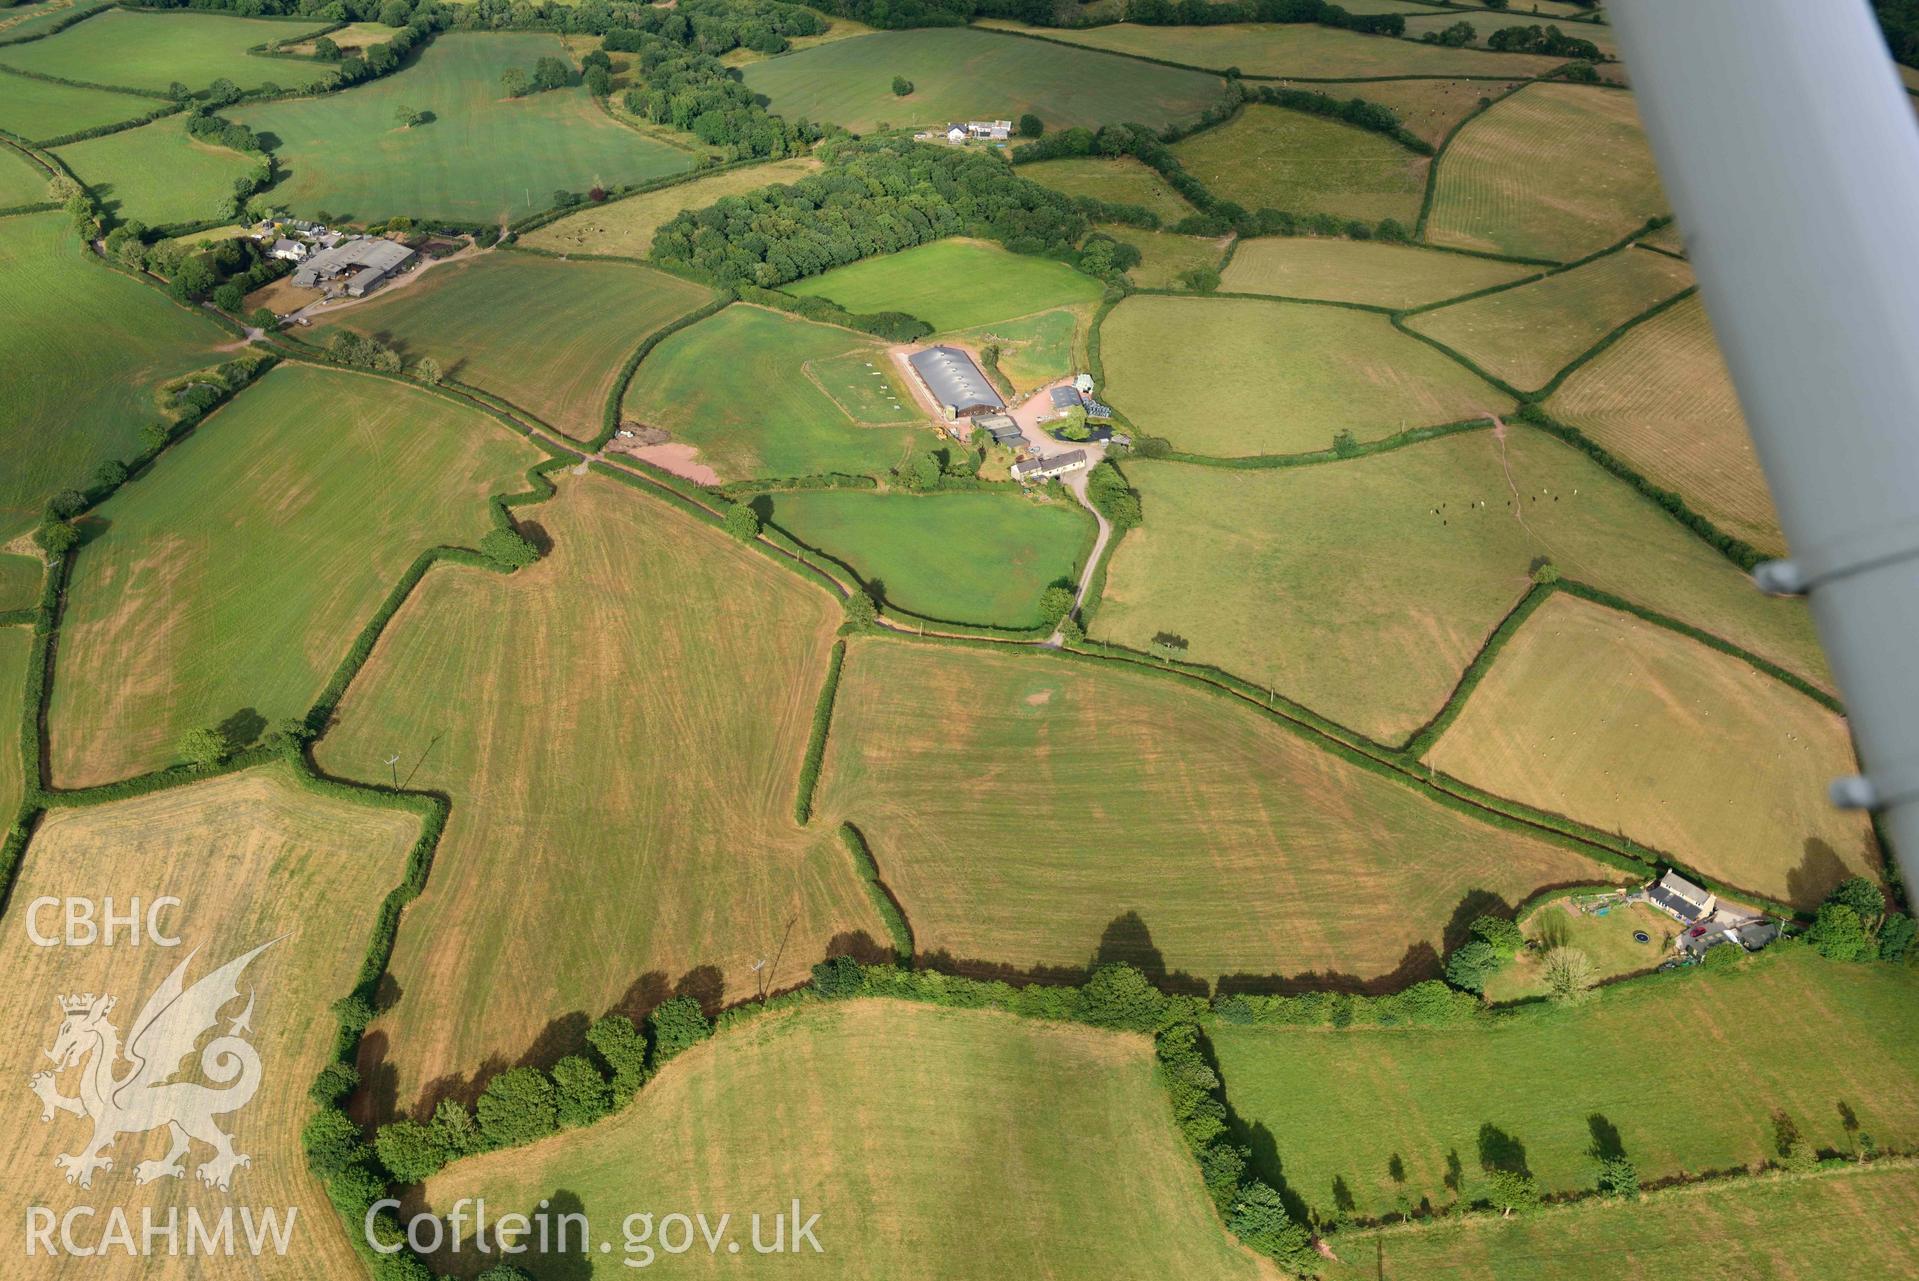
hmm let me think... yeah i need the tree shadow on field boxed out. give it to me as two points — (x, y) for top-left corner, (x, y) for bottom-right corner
(216, 706), (266, 750)
(747, 494), (776, 524)
(1444, 888), (1515, 953)
(1787, 838), (1847, 908)
(515, 518), (552, 556)
(417, 1187), (594, 1280)
(1477, 1123), (1531, 1177)
(1215, 940), (1441, 998)
(915, 912), (1208, 996)
(1587, 1113), (1627, 1163)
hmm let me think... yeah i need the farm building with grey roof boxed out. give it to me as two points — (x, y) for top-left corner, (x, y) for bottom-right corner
(907, 346), (1004, 419)
(291, 238), (416, 296)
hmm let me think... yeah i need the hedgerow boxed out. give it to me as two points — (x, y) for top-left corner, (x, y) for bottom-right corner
(838, 821), (915, 960)
(793, 640), (844, 823)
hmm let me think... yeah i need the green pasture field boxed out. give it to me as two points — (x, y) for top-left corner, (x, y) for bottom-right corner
(762, 489), (1093, 628)
(1171, 104), (1428, 226)
(423, 1000), (1274, 1280)
(316, 474), (880, 1118)
(1099, 294), (1496, 455)
(0, 71), (157, 144)
(1426, 594), (1874, 905)
(0, 553), (39, 611)
(1333, 1165), (1919, 1281)
(1548, 293), (1782, 555)
(54, 113), (253, 228)
(0, 764), (419, 1281)
(815, 638), (1606, 987)
(521, 156), (820, 258)
(1213, 949), (1919, 1224)
(0, 138), (44, 203)
(1405, 246), (1695, 391)
(974, 21), (1567, 78)
(1102, 223), (1225, 290)
(1481, 895), (1678, 1004)
(234, 33), (696, 223)
(0, 210), (224, 541)
(307, 250), (714, 440)
(806, 347), (917, 422)
(1019, 155), (1196, 224)
(0, 625), (24, 823)
(1219, 236), (1534, 309)
(1291, 76), (1525, 148)
(0, 9), (333, 92)
(1426, 82), (1667, 262)
(947, 306), (1082, 393)
(622, 305), (923, 480)
(739, 27), (1228, 134)
(787, 237), (1103, 334)
(46, 363), (543, 787)
(1092, 433), (1830, 744)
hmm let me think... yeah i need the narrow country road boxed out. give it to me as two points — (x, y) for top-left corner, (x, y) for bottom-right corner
(1054, 465), (1111, 648)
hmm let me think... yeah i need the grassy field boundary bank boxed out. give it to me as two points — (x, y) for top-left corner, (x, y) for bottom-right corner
(977, 22), (1557, 85)
(1388, 300), (1530, 400)
(0, 199), (56, 217)
(1151, 414), (1492, 469)
(838, 820), (914, 959)
(593, 292), (733, 450)
(1526, 281), (1697, 400)
(1134, 283), (1394, 314)
(1514, 405), (1766, 571)
(1413, 76), (1533, 243)
(306, 451), (575, 735)
(793, 638), (845, 824)
(1395, 220), (1675, 321)
(1401, 580), (1553, 757)
(0, 610), (35, 627)
(0, 0), (114, 49)
(718, 472), (883, 498)
(1324, 1157), (1919, 1259)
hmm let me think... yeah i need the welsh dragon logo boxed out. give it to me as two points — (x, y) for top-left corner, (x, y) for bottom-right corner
(27, 939), (279, 1193)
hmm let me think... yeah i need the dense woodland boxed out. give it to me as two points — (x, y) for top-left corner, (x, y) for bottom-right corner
(651, 139), (1091, 285)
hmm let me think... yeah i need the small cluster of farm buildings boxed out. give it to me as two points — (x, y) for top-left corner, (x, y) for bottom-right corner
(904, 344), (1095, 482)
(914, 119), (1014, 145)
(252, 217), (418, 297)
(1643, 869), (1781, 958)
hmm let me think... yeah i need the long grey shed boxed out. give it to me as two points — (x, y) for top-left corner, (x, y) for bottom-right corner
(907, 346), (1004, 418)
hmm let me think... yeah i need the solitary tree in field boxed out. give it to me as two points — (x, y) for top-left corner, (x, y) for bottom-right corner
(1542, 946), (1596, 1003)
(393, 103), (425, 128)
(890, 74), (913, 96)
(1018, 112), (1043, 138)
(500, 66), (529, 98)
(1149, 631), (1189, 664)
(412, 356), (443, 384)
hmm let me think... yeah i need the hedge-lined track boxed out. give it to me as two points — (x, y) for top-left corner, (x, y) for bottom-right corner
(0, 9), (334, 92)
(1220, 235), (1535, 308)
(1547, 293), (1783, 555)
(304, 250), (716, 441)
(0, 210), (225, 541)
(46, 364), (545, 787)
(1426, 82), (1666, 261)
(815, 638), (1605, 987)
(0, 70), (157, 144)
(314, 473), (882, 1120)
(0, 763), (420, 1281)
(1424, 593), (1876, 906)
(1091, 434), (1828, 743)
(1404, 246), (1694, 391)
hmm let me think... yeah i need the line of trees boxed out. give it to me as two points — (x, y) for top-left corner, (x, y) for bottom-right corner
(1122, 0), (1403, 34)
(1485, 23), (1603, 59)
(650, 138), (1090, 287)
